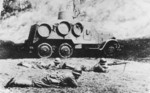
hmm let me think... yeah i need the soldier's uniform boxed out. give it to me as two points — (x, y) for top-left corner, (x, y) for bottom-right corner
(52, 58), (75, 70)
(5, 67), (82, 88)
(52, 58), (67, 69)
(17, 61), (53, 69)
(82, 58), (109, 73)
(32, 72), (78, 88)
(17, 58), (73, 70)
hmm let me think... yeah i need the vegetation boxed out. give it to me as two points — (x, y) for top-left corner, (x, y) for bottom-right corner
(1, 0), (31, 19)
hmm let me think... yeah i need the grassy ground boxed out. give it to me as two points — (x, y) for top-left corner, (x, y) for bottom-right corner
(0, 58), (149, 93)
(0, 38), (150, 93)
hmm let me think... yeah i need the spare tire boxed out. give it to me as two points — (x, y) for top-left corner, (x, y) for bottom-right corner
(72, 22), (83, 37)
(37, 24), (51, 38)
(56, 21), (71, 36)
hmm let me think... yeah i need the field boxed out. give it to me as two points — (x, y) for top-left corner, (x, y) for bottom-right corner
(0, 58), (150, 93)
(0, 38), (150, 93)
(0, 0), (150, 93)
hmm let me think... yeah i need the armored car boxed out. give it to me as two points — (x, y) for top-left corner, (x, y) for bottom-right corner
(24, 19), (120, 58)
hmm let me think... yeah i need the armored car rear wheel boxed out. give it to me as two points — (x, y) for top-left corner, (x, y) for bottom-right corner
(103, 43), (117, 57)
(58, 43), (73, 58)
(37, 43), (53, 58)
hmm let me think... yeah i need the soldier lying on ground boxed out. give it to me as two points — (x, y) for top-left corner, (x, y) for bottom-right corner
(17, 58), (74, 70)
(81, 58), (109, 73)
(5, 67), (82, 88)
(17, 60), (51, 69)
(53, 58), (75, 69)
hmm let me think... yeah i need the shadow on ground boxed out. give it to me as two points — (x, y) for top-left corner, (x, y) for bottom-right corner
(0, 37), (150, 61)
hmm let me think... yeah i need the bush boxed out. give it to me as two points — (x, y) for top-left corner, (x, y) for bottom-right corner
(1, 0), (32, 19)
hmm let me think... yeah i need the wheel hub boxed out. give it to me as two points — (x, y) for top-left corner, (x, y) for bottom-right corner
(38, 43), (53, 58)
(104, 44), (116, 57)
(108, 46), (115, 54)
(59, 43), (73, 58)
(60, 46), (71, 56)
(40, 46), (50, 55)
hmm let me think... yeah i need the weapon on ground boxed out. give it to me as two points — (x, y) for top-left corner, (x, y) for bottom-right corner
(108, 61), (129, 73)
(108, 61), (128, 66)
(65, 64), (75, 70)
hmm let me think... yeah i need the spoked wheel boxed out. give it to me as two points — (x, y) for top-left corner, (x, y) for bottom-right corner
(58, 43), (73, 58)
(103, 43), (117, 57)
(37, 43), (53, 58)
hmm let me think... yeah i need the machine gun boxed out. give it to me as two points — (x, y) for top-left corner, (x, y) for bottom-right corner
(108, 61), (128, 66)
(108, 61), (129, 73)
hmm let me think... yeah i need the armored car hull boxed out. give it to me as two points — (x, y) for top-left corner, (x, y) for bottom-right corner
(24, 20), (120, 58)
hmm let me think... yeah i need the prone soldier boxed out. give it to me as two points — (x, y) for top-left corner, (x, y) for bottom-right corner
(81, 58), (128, 73)
(53, 58), (75, 70)
(5, 67), (82, 88)
(17, 58), (75, 70)
(81, 58), (109, 73)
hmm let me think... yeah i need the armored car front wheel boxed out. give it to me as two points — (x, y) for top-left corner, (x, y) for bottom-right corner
(58, 43), (73, 58)
(37, 43), (53, 58)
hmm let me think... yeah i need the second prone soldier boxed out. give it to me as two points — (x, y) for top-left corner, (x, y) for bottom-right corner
(17, 58), (74, 70)
(81, 58), (109, 73)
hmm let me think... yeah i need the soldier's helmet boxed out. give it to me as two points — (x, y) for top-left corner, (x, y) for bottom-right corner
(54, 58), (62, 64)
(81, 65), (86, 71)
(99, 58), (107, 65)
(72, 66), (82, 76)
(99, 58), (109, 68)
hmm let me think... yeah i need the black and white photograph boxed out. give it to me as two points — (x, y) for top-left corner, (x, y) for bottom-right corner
(0, 0), (150, 93)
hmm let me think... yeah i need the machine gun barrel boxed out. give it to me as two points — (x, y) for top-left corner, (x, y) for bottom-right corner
(108, 61), (128, 66)
(65, 64), (75, 70)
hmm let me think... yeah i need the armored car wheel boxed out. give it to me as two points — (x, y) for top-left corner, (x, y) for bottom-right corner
(103, 43), (117, 57)
(58, 43), (73, 58)
(37, 43), (53, 58)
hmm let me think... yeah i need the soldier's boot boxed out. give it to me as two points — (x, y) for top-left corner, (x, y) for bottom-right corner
(5, 78), (15, 88)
